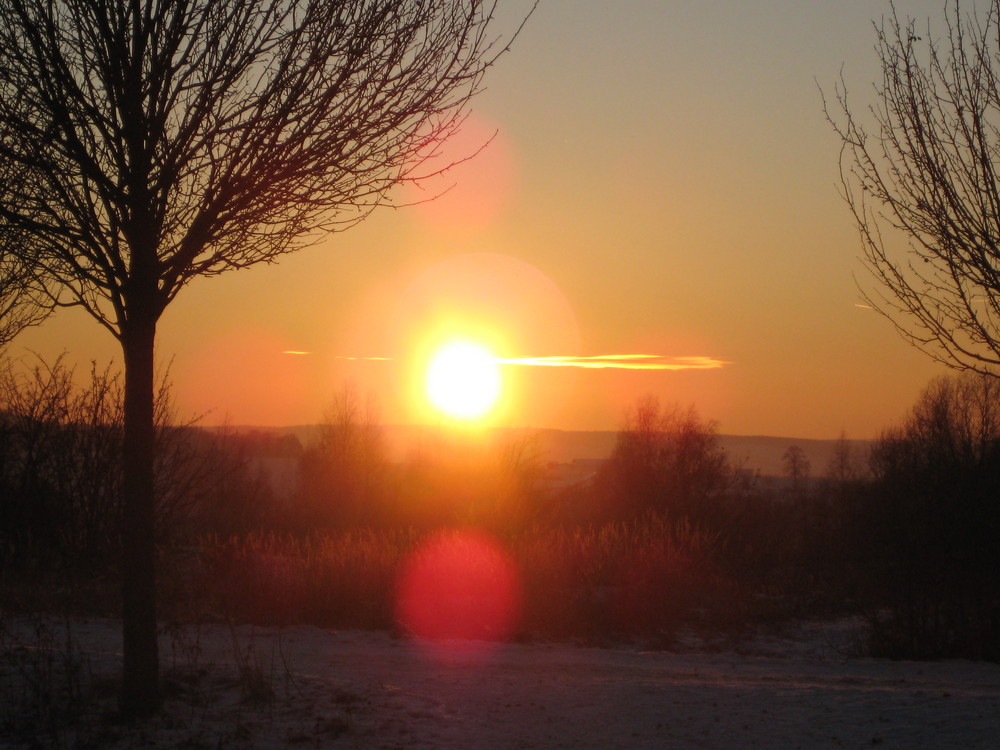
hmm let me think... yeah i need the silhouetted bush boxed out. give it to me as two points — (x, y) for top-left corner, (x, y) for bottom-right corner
(293, 384), (389, 529)
(593, 395), (734, 523)
(0, 356), (127, 563)
(0, 356), (277, 577)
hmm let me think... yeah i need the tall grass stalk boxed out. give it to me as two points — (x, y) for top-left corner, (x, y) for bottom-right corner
(192, 517), (741, 644)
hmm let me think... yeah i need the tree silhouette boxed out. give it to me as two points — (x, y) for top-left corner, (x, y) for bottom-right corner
(864, 372), (1000, 659)
(599, 395), (731, 520)
(825, 431), (858, 485)
(782, 444), (810, 493)
(0, 0), (531, 715)
(297, 382), (387, 528)
(827, 0), (1000, 372)
(0, 246), (48, 345)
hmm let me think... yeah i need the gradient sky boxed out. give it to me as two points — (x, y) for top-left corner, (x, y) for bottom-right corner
(9, 0), (959, 439)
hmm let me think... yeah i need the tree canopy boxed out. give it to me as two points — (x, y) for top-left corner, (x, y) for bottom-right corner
(0, 0), (526, 335)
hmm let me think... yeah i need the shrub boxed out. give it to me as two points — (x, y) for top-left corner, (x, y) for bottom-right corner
(594, 395), (734, 522)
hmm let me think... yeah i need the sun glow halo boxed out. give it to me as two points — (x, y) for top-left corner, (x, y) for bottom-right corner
(425, 340), (501, 420)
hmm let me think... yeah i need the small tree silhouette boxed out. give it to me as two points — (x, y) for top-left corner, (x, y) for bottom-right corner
(782, 445), (810, 494)
(599, 395), (731, 520)
(297, 383), (386, 528)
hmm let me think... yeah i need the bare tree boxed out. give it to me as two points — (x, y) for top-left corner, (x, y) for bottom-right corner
(297, 382), (387, 527)
(825, 430), (865, 486)
(827, 0), (1000, 373)
(0, 0), (531, 715)
(599, 395), (732, 520)
(782, 444), (810, 493)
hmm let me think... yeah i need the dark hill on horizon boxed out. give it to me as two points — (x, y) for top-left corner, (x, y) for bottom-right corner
(225, 424), (870, 479)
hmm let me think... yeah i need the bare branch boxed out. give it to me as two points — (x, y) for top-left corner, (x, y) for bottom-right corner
(0, 0), (535, 334)
(0, 240), (50, 346)
(826, 0), (1000, 374)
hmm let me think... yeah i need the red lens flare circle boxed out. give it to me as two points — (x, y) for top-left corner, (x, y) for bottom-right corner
(394, 528), (522, 660)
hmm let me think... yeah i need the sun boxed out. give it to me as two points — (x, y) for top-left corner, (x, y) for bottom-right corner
(425, 340), (501, 420)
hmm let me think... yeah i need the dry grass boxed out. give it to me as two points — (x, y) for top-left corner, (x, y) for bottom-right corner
(185, 517), (746, 645)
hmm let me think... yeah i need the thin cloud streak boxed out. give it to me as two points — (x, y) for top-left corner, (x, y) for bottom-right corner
(495, 354), (729, 370)
(335, 354), (729, 370)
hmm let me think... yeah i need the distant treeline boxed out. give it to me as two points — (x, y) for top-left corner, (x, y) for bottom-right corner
(1, 356), (998, 661)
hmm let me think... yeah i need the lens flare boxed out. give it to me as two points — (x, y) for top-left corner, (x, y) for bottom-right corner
(394, 528), (522, 661)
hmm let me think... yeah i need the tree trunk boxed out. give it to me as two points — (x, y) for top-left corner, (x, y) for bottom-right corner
(119, 312), (160, 717)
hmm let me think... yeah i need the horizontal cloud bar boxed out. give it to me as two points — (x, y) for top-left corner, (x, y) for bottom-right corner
(495, 355), (729, 370)
(335, 354), (729, 370)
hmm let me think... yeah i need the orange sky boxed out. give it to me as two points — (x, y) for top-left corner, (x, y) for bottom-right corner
(8, 0), (955, 439)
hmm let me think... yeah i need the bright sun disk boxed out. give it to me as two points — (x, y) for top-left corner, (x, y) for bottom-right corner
(425, 341), (501, 419)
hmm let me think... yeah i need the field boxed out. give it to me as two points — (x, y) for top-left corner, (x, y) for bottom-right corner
(3, 616), (999, 749)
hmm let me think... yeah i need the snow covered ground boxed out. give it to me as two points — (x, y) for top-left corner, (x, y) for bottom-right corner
(2, 617), (1000, 748)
